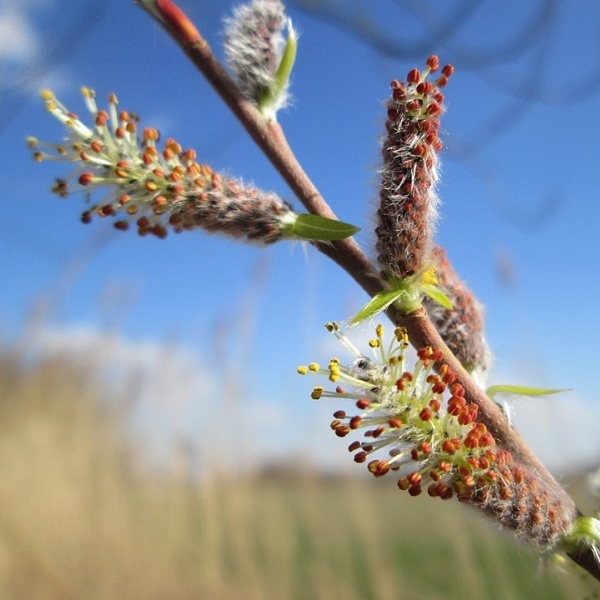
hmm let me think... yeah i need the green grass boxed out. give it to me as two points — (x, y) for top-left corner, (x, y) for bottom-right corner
(0, 348), (594, 599)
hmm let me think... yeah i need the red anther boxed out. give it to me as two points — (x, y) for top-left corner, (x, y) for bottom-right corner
(183, 148), (196, 161)
(408, 485), (422, 497)
(442, 369), (457, 384)
(330, 419), (342, 430)
(406, 99), (421, 113)
(447, 397), (465, 416)
(432, 382), (446, 395)
(168, 213), (182, 226)
(417, 348), (431, 361)
(462, 474), (475, 488)
(407, 68), (421, 84)
(371, 426), (385, 438)
(81, 211), (93, 224)
(362, 444), (373, 452)
(396, 378), (405, 391)
(119, 110), (129, 122)
(115, 126), (126, 139)
(90, 140), (104, 153)
(95, 110), (108, 126)
(427, 483), (438, 497)
(78, 173), (94, 186)
(438, 460), (452, 473)
(375, 460), (390, 476)
(450, 383), (465, 397)
(333, 410), (346, 419)
(143, 128), (160, 142)
(349, 416), (363, 429)
(426, 374), (438, 384)
(431, 349), (443, 362)
(410, 448), (419, 461)
(354, 451), (367, 463)
(163, 148), (175, 161)
(348, 440), (361, 452)
(391, 81), (407, 102)
(407, 472), (422, 486)
(152, 167), (165, 178)
(335, 426), (350, 438)
(464, 433), (479, 449)
(419, 407), (432, 421)
(79, 150), (89, 161)
(433, 91), (444, 104)
(420, 442), (432, 456)
(126, 122), (136, 133)
(435, 75), (448, 88)
(356, 398), (370, 409)
(512, 467), (525, 484)
(426, 102), (443, 118)
(387, 107), (399, 121)
(426, 55), (440, 72)
(441, 64), (455, 78)
(137, 216), (150, 228)
(433, 140), (443, 152)
(479, 432), (495, 448)
(429, 398), (441, 412)
(98, 204), (116, 217)
(457, 409), (472, 425)
(367, 460), (380, 474)
(113, 220), (129, 231)
(335, 386), (344, 394)
(387, 418), (402, 429)
(119, 194), (131, 205)
(397, 477), (410, 491)
(416, 81), (433, 96)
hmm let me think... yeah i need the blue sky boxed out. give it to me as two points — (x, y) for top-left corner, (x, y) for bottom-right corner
(2, 0), (600, 473)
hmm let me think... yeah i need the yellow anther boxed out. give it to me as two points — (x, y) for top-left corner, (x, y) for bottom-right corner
(308, 363), (320, 372)
(40, 90), (55, 101)
(395, 327), (409, 344)
(26, 136), (38, 148)
(311, 386), (324, 400)
(329, 358), (339, 367)
(421, 266), (438, 286)
(297, 366), (308, 375)
(376, 324), (384, 338)
(81, 86), (95, 98)
(369, 339), (379, 348)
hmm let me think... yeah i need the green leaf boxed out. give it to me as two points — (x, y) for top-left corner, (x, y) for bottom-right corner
(486, 384), (570, 399)
(350, 289), (404, 324)
(421, 285), (453, 311)
(559, 516), (600, 554)
(289, 214), (360, 241)
(258, 20), (297, 116)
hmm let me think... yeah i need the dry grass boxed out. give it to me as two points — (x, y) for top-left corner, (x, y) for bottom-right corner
(0, 347), (593, 599)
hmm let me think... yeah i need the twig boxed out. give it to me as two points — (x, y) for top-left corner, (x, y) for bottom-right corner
(135, 0), (600, 581)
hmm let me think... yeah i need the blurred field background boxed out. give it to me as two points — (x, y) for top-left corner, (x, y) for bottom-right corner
(0, 338), (596, 600)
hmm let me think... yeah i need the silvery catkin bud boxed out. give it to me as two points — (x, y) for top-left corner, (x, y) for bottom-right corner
(376, 56), (453, 280)
(223, 0), (296, 119)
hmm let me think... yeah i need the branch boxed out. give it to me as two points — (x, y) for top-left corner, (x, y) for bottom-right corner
(135, 0), (600, 581)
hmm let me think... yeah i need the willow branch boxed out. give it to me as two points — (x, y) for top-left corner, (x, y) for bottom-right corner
(136, 0), (599, 581)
